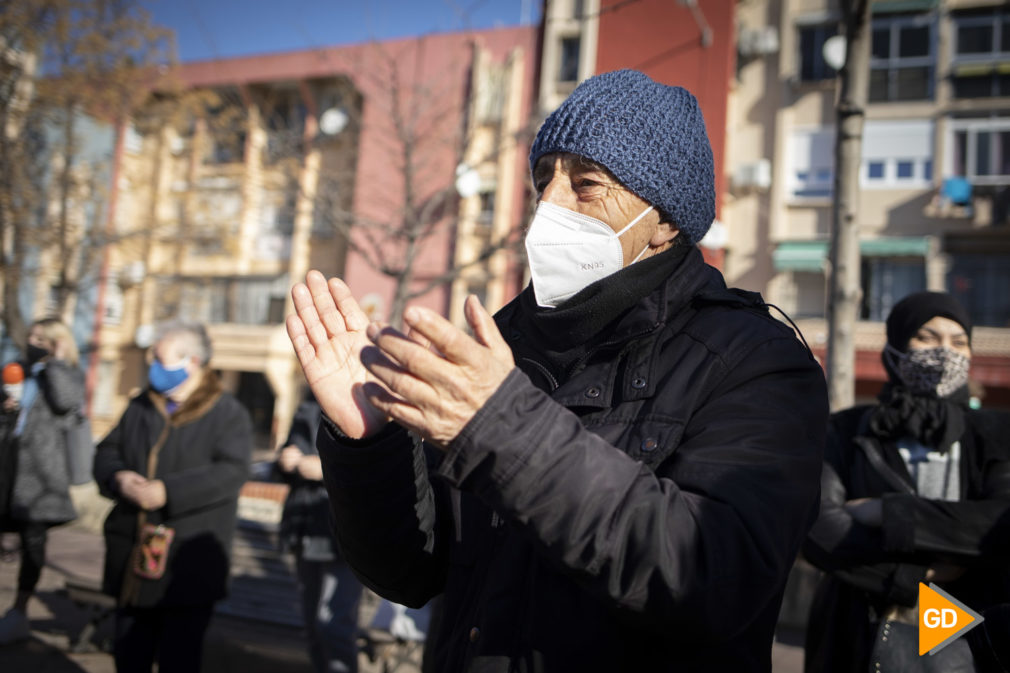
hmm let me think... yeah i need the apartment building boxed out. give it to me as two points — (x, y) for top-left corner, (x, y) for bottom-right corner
(727, 0), (1010, 407)
(83, 26), (538, 447)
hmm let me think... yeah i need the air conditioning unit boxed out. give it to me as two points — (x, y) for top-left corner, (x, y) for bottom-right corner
(732, 159), (772, 191)
(738, 26), (780, 57)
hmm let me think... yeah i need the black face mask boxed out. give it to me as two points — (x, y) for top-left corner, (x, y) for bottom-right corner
(25, 344), (50, 365)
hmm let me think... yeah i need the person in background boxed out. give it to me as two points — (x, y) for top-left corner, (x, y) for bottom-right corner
(276, 392), (363, 673)
(804, 291), (1010, 673)
(94, 321), (252, 673)
(287, 70), (828, 672)
(0, 318), (84, 644)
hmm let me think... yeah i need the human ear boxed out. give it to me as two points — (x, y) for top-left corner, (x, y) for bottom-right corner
(650, 221), (679, 247)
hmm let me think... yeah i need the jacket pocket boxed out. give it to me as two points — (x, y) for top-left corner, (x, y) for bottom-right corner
(582, 415), (685, 470)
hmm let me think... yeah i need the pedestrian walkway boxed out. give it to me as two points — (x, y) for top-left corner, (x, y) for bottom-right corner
(0, 524), (317, 673)
(0, 510), (803, 673)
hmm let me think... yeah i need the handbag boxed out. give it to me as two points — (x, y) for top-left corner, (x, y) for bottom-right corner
(871, 611), (977, 672)
(131, 523), (175, 580)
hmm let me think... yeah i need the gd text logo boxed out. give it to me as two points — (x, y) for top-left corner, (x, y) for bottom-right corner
(918, 582), (983, 656)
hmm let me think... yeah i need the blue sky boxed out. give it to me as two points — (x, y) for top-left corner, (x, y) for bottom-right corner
(141, 0), (538, 63)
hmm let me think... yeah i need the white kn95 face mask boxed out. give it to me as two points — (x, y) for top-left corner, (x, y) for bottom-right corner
(524, 200), (654, 308)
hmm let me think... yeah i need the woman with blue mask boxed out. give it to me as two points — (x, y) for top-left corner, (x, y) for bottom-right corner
(0, 318), (84, 645)
(804, 291), (1010, 673)
(94, 321), (252, 673)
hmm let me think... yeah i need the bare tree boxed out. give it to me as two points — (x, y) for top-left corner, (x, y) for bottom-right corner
(826, 0), (871, 411)
(310, 38), (533, 327)
(0, 0), (172, 349)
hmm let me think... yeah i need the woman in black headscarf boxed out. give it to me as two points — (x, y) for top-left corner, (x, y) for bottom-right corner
(803, 291), (1010, 673)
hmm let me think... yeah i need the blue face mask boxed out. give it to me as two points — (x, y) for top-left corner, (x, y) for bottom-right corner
(148, 359), (190, 394)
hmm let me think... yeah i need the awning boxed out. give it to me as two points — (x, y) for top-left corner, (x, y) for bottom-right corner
(773, 237), (930, 272)
(774, 241), (829, 272)
(872, 0), (938, 14)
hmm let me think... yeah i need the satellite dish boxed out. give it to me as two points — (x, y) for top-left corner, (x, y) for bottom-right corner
(455, 163), (481, 198)
(699, 219), (728, 250)
(135, 324), (156, 349)
(319, 107), (349, 136)
(822, 35), (847, 71)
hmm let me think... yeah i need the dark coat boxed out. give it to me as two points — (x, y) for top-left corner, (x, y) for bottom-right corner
(5, 361), (84, 525)
(94, 372), (252, 607)
(321, 248), (828, 672)
(277, 399), (338, 561)
(803, 405), (1010, 673)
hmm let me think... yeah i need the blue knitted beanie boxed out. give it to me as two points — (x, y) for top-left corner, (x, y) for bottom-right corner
(529, 69), (715, 244)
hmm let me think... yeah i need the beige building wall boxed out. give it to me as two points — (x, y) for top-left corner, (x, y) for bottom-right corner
(726, 0), (1010, 401)
(88, 80), (355, 449)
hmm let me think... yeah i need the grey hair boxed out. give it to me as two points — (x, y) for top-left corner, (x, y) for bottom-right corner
(155, 321), (213, 366)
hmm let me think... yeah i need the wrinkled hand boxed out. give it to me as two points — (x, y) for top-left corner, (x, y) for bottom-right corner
(844, 497), (883, 528)
(134, 480), (167, 511)
(115, 470), (148, 506)
(2, 398), (17, 413)
(360, 295), (515, 450)
(276, 445), (303, 473)
(287, 271), (391, 439)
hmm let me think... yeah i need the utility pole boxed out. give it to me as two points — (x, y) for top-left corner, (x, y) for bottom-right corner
(826, 0), (871, 411)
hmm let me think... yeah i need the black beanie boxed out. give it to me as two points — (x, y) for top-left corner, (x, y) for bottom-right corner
(885, 291), (972, 352)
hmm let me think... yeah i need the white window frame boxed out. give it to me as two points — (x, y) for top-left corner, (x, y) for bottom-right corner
(946, 117), (1010, 186)
(788, 126), (835, 201)
(861, 118), (934, 188)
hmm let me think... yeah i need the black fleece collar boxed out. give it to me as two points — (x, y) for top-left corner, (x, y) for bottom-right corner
(504, 243), (701, 381)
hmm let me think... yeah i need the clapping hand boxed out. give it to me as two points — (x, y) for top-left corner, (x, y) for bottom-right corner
(358, 295), (515, 450)
(287, 272), (515, 449)
(287, 271), (393, 439)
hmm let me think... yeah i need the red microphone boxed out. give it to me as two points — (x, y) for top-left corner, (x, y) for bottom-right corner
(2, 362), (24, 404)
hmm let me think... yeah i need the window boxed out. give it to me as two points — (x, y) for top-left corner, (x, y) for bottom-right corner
(948, 254), (1010, 327)
(953, 9), (1010, 60)
(869, 15), (934, 102)
(791, 120), (935, 197)
(788, 127), (835, 199)
(798, 24), (838, 82)
(263, 88), (307, 163)
(161, 275), (290, 325)
(861, 257), (926, 321)
(949, 117), (1010, 185)
(861, 119), (934, 188)
(951, 9), (1010, 98)
(203, 89), (247, 165)
(559, 36), (580, 83)
(478, 189), (495, 226)
(572, 0), (584, 19)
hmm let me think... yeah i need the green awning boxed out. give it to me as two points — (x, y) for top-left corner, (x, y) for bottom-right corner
(859, 237), (929, 257)
(774, 241), (828, 272)
(872, 0), (938, 14)
(774, 237), (930, 272)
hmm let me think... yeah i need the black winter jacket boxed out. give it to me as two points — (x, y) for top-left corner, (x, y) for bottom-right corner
(94, 372), (252, 607)
(320, 248), (828, 672)
(803, 405), (1010, 673)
